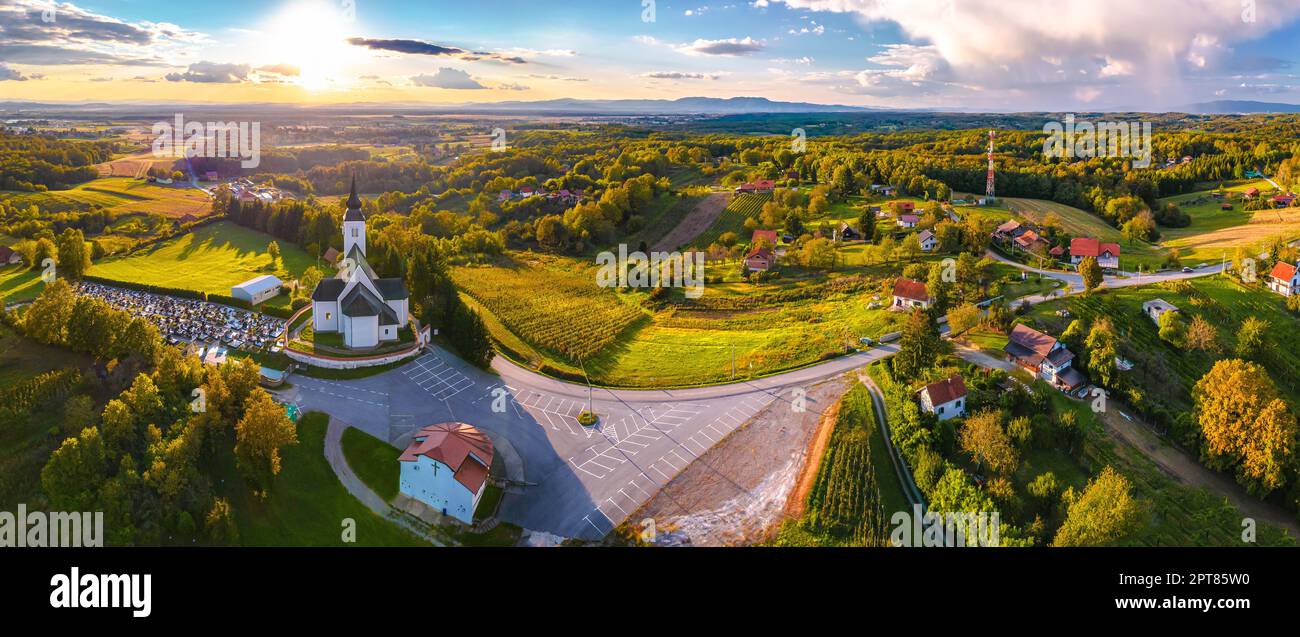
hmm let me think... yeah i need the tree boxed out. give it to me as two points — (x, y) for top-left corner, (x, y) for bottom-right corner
(892, 310), (944, 381)
(801, 237), (836, 270)
(1121, 210), (1158, 243)
(1193, 359), (1297, 495)
(1085, 318), (1120, 389)
(1157, 310), (1185, 347)
(1079, 256), (1103, 292)
(234, 389), (298, 494)
(857, 207), (876, 240)
(204, 497), (239, 544)
(267, 240), (281, 264)
(56, 228), (90, 280)
(1185, 314), (1221, 354)
(1052, 466), (1143, 546)
(960, 410), (1019, 476)
(24, 278), (76, 346)
(946, 303), (981, 335)
(40, 427), (109, 511)
(1235, 316), (1269, 361)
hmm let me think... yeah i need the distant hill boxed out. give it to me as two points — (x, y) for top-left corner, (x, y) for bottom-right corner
(1185, 100), (1300, 114)
(447, 96), (874, 115)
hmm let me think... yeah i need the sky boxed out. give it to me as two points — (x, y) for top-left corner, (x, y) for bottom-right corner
(2, 0), (1300, 110)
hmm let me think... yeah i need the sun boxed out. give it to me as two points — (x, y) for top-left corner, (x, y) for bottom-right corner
(261, 1), (357, 92)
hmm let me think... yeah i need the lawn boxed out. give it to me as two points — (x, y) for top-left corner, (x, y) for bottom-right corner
(222, 412), (428, 546)
(341, 425), (399, 502)
(89, 220), (312, 305)
(1001, 197), (1168, 270)
(1158, 180), (1300, 265)
(0, 265), (43, 304)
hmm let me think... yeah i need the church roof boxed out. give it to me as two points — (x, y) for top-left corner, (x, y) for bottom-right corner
(374, 277), (409, 300)
(345, 245), (378, 280)
(311, 278), (346, 301)
(340, 283), (401, 325)
(344, 177), (364, 222)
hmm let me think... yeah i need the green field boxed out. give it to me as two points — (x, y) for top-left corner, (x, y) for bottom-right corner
(691, 193), (771, 247)
(223, 412), (427, 546)
(88, 221), (313, 306)
(1157, 180), (1300, 265)
(0, 177), (211, 218)
(341, 426), (400, 502)
(0, 265), (43, 304)
(458, 251), (908, 387)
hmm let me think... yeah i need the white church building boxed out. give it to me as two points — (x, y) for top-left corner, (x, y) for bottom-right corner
(310, 180), (410, 349)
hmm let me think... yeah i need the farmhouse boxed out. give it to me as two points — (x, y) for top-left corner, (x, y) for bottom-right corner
(745, 246), (776, 272)
(322, 246), (341, 265)
(1004, 324), (1086, 392)
(892, 278), (931, 310)
(838, 222), (861, 241)
(1243, 187), (1260, 199)
(917, 229), (937, 252)
(1013, 229), (1049, 254)
(735, 179), (775, 194)
(751, 229), (779, 248)
(309, 179), (411, 349)
(1142, 299), (1179, 324)
(992, 219), (1022, 240)
(1269, 261), (1300, 297)
(1273, 194), (1295, 208)
(0, 245), (21, 266)
(398, 422), (494, 525)
(897, 214), (919, 228)
(231, 274), (284, 306)
(1069, 237), (1121, 270)
(916, 374), (967, 421)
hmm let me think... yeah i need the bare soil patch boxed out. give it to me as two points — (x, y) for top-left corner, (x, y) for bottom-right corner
(652, 191), (729, 252)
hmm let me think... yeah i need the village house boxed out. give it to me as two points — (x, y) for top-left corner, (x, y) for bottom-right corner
(1013, 229), (1049, 254)
(1142, 299), (1179, 325)
(892, 278), (932, 310)
(837, 222), (861, 241)
(1004, 324), (1087, 392)
(916, 374), (967, 421)
(398, 422), (494, 525)
(1243, 187), (1260, 200)
(735, 179), (775, 194)
(745, 246), (777, 272)
(751, 229), (779, 248)
(1069, 237), (1121, 270)
(917, 229), (937, 252)
(0, 244), (21, 266)
(1269, 261), (1300, 297)
(897, 214), (919, 229)
(1273, 194), (1295, 208)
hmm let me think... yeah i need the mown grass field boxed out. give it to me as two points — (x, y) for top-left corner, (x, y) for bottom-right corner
(89, 220), (313, 306)
(1001, 197), (1168, 269)
(0, 177), (211, 218)
(0, 265), (43, 304)
(1158, 180), (1300, 265)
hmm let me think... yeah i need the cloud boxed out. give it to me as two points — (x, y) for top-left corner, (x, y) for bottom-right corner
(165, 61), (251, 83)
(0, 64), (29, 81)
(347, 37), (526, 64)
(642, 71), (724, 80)
(528, 74), (589, 82)
(0, 1), (205, 68)
(768, 0), (1300, 107)
(256, 64), (300, 77)
(410, 68), (486, 89)
(676, 36), (765, 56)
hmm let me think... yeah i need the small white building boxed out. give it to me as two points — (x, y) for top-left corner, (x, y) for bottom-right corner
(892, 278), (932, 310)
(398, 423), (494, 525)
(917, 229), (937, 252)
(1269, 261), (1300, 297)
(917, 375), (967, 421)
(1142, 299), (1180, 325)
(231, 274), (283, 306)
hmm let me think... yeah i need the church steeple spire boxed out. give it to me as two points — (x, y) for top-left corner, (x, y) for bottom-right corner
(345, 176), (362, 210)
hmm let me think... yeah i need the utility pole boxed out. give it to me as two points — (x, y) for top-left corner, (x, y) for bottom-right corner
(578, 357), (593, 412)
(731, 345), (736, 380)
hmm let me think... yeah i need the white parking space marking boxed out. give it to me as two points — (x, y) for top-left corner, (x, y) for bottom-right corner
(402, 354), (475, 402)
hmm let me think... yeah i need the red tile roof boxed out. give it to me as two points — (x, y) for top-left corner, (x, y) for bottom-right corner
(751, 229), (779, 246)
(399, 423), (495, 494)
(921, 374), (967, 405)
(898, 214), (920, 224)
(1007, 323), (1059, 365)
(893, 277), (929, 302)
(1272, 261), (1297, 282)
(746, 246), (774, 260)
(1070, 237), (1121, 258)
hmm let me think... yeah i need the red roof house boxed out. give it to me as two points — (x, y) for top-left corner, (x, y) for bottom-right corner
(892, 278), (931, 309)
(751, 229), (779, 247)
(916, 375), (968, 420)
(1069, 237), (1121, 268)
(398, 423), (495, 524)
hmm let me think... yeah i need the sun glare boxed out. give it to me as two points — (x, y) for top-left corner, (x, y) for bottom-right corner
(262, 1), (356, 92)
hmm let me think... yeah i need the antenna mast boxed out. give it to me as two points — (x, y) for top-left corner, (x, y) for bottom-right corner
(985, 129), (996, 200)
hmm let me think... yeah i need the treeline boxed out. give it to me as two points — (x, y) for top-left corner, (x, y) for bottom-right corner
(0, 132), (114, 191)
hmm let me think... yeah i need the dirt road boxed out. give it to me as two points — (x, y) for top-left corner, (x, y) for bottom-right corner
(651, 191), (729, 251)
(1100, 408), (1300, 538)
